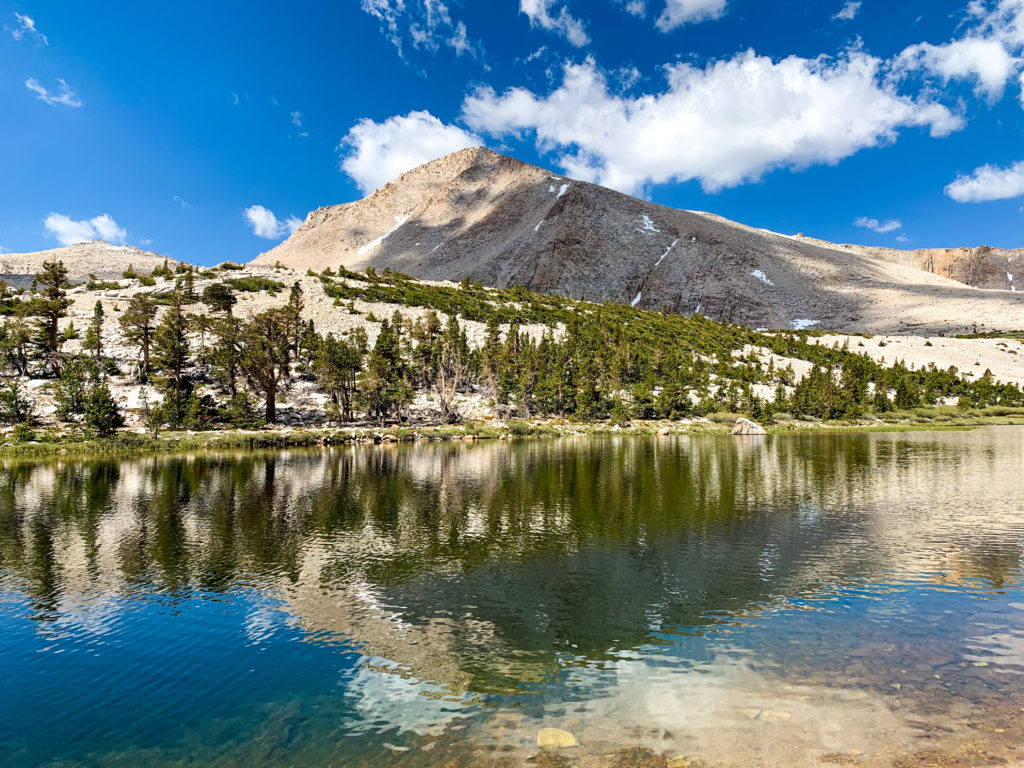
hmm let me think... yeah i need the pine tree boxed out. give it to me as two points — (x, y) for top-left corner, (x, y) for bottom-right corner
(202, 282), (236, 315)
(0, 380), (34, 425)
(82, 301), (104, 365)
(237, 308), (291, 423)
(432, 315), (470, 422)
(0, 314), (31, 377)
(84, 384), (125, 438)
(480, 316), (503, 396)
(28, 259), (71, 375)
(54, 357), (89, 421)
(151, 290), (191, 426)
(361, 316), (412, 424)
(314, 331), (365, 423)
(286, 282), (304, 358)
(119, 293), (157, 381)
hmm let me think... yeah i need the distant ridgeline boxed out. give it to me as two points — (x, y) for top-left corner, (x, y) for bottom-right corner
(0, 257), (1020, 439)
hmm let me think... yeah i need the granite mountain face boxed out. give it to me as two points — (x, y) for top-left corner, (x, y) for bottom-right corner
(253, 148), (1024, 335)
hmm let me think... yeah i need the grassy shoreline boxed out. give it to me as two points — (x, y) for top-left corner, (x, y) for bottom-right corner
(1, 407), (1022, 458)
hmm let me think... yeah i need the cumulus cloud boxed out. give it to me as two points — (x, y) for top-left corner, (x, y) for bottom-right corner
(944, 160), (1024, 201)
(361, 0), (481, 58)
(656, 0), (728, 31)
(623, 0), (647, 16)
(44, 213), (127, 246)
(291, 111), (303, 127)
(833, 1), (861, 21)
(8, 12), (47, 43)
(339, 110), (481, 194)
(520, 0), (590, 47)
(461, 52), (963, 194)
(244, 205), (303, 239)
(25, 78), (82, 108)
(896, 37), (1018, 99)
(894, 0), (1024, 101)
(853, 216), (902, 233)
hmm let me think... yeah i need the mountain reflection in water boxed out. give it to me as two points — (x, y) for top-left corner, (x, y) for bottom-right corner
(1, 429), (1023, 767)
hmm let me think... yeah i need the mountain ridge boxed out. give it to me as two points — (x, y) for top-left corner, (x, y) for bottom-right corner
(253, 147), (1024, 335)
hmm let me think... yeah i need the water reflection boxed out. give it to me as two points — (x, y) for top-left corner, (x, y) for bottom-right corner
(1, 429), (1023, 767)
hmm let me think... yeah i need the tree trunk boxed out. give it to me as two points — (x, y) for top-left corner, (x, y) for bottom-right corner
(265, 380), (276, 423)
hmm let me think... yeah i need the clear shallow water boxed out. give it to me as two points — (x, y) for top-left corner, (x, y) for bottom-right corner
(2, 430), (1024, 767)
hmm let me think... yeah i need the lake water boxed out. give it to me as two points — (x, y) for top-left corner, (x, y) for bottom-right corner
(2, 429), (1024, 768)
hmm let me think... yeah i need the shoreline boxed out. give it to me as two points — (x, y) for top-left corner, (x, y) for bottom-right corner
(1, 409), (1022, 459)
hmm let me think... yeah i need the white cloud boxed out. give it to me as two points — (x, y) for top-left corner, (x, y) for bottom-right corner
(833, 1), (861, 21)
(448, 21), (473, 56)
(44, 213), (128, 246)
(461, 52), (963, 194)
(896, 37), (1018, 99)
(244, 205), (303, 239)
(520, 0), (590, 47)
(656, 0), (728, 31)
(853, 216), (902, 233)
(621, 0), (647, 15)
(8, 12), (47, 44)
(291, 111), (303, 127)
(894, 0), (1024, 101)
(361, 0), (481, 58)
(25, 78), (82, 108)
(173, 195), (194, 209)
(944, 160), (1024, 201)
(339, 110), (481, 194)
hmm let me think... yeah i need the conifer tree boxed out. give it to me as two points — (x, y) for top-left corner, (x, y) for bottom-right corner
(54, 357), (88, 421)
(119, 293), (157, 381)
(84, 384), (125, 438)
(202, 282), (236, 315)
(237, 308), (291, 423)
(314, 331), (365, 423)
(83, 301), (104, 365)
(28, 259), (71, 375)
(432, 315), (470, 422)
(286, 282), (304, 358)
(361, 315), (412, 424)
(151, 290), (191, 425)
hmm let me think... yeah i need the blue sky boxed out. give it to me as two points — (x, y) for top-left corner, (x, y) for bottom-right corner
(2, 0), (1023, 265)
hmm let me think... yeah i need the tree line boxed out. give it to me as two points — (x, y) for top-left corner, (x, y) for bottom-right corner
(0, 259), (1021, 438)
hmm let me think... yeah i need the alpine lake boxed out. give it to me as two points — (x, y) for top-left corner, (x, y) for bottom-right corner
(3, 428), (1024, 768)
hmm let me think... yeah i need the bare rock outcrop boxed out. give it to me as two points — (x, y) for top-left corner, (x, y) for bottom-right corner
(732, 418), (768, 436)
(0, 240), (176, 287)
(790, 236), (1023, 291)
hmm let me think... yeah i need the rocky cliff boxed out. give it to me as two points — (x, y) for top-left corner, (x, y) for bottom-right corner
(790, 236), (1023, 291)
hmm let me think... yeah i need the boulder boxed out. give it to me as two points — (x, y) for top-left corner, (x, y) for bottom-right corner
(731, 418), (767, 436)
(537, 728), (579, 749)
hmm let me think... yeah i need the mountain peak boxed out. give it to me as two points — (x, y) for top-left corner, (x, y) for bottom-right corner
(253, 151), (1024, 335)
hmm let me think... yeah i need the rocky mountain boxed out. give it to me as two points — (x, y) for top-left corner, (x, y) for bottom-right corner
(254, 147), (1024, 335)
(788, 235), (1023, 292)
(0, 240), (174, 287)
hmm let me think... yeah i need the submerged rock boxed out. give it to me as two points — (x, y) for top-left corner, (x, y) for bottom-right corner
(731, 418), (767, 436)
(537, 727), (579, 749)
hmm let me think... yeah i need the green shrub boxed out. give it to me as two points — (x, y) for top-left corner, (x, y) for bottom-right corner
(84, 385), (125, 438)
(219, 392), (265, 429)
(506, 419), (536, 436)
(225, 277), (285, 294)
